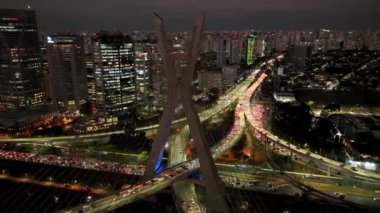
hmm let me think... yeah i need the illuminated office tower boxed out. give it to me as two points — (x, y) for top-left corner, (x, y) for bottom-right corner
(93, 33), (135, 123)
(0, 8), (45, 112)
(134, 40), (154, 108)
(82, 33), (97, 114)
(85, 52), (97, 114)
(245, 35), (256, 65)
(151, 52), (166, 108)
(46, 34), (88, 112)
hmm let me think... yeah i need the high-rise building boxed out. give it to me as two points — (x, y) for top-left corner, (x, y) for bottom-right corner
(151, 52), (166, 108)
(229, 38), (242, 64)
(288, 42), (312, 67)
(134, 40), (154, 108)
(198, 70), (222, 91)
(217, 34), (230, 67)
(93, 33), (135, 123)
(264, 33), (276, 56)
(0, 9), (45, 112)
(81, 33), (97, 114)
(202, 33), (218, 52)
(344, 31), (365, 50)
(275, 32), (289, 52)
(245, 35), (256, 65)
(222, 65), (238, 90)
(85, 52), (96, 114)
(46, 34), (88, 112)
(39, 35), (51, 105)
(254, 34), (266, 57)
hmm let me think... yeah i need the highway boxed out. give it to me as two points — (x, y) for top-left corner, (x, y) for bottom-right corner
(168, 69), (259, 212)
(0, 104), (222, 144)
(63, 70), (268, 213)
(245, 92), (380, 182)
(8, 55), (380, 212)
(4, 60), (379, 212)
(219, 168), (380, 209)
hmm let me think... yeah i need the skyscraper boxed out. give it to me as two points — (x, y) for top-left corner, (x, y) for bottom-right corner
(217, 34), (230, 67)
(0, 8), (45, 112)
(134, 39), (154, 108)
(46, 34), (88, 112)
(229, 38), (242, 64)
(288, 42), (312, 67)
(93, 33), (135, 123)
(245, 35), (256, 65)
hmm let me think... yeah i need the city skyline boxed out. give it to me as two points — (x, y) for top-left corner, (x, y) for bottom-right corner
(0, 6), (379, 213)
(1, 0), (380, 32)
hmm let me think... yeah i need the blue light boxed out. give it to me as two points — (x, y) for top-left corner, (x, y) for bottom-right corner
(154, 148), (165, 174)
(198, 174), (205, 181)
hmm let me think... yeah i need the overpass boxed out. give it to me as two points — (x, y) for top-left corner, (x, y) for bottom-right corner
(65, 65), (380, 212)
(63, 65), (268, 213)
(2, 62), (378, 212)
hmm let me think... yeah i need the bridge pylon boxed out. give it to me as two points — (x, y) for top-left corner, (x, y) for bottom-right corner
(143, 13), (231, 213)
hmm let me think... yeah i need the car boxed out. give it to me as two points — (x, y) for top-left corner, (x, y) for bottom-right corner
(153, 177), (165, 182)
(195, 207), (202, 213)
(337, 193), (345, 199)
(82, 204), (92, 210)
(190, 199), (195, 204)
(249, 181), (257, 186)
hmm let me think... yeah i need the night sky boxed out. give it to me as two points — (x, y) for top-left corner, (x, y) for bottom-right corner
(2, 0), (380, 32)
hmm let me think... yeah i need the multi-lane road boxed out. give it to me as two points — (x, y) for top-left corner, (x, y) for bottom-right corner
(64, 69), (268, 213)
(169, 69), (260, 213)
(246, 103), (380, 182)
(3, 55), (380, 212)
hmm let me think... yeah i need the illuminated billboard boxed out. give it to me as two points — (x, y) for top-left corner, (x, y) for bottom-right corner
(245, 35), (256, 65)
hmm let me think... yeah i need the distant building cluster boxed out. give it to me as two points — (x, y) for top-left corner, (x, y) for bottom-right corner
(1, 8), (379, 131)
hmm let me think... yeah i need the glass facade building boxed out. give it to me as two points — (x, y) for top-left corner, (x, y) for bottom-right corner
(93, 33), (135, 123)
(0, 9), (45, 112)
(46, 34), (88, 112)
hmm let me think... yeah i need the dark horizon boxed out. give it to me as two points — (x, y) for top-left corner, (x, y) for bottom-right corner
(2, 0), (380, 32)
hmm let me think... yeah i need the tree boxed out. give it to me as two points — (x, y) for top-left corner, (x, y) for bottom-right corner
(207, 87), (220, 103)
(79, 101), (92, 116)
(271, 102), (312, 141)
